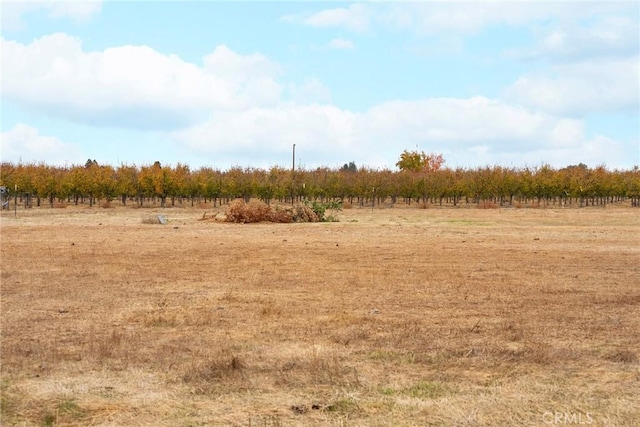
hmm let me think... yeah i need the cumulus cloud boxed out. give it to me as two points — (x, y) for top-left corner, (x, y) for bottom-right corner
(172, 104), (356, 156)
(286, 78), (332, 104)
(1, 34), (284, 129)
(461, 134), (630, 170)
(505, 58), (640, 116)
(1, 0), (102, 31)
(0, 123), (83, 165)
(170, 96), (618, 169)
(361, 97), (584, 149)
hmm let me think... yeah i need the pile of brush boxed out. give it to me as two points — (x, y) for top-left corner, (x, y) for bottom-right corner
(222, 200), (320, 223)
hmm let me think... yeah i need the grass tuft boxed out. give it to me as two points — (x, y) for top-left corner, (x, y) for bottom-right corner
(606, 350), (638, 363)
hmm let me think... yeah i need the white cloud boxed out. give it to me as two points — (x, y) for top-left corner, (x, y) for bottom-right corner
(302, 3), (370, 32)
(1, 0), (102, 31)
(0, 123), (83, 165)
(359, 97), (585, 151)
(286, 78), (332, 104)
(462, 134), (630, 170)
(203, 45), (284, 108)
(172, 104), (356, 156)
(203, 45), (282, 83)
(505, 57), (640, 116)
(287, 2), (633, 36)
(1, 34), (284, 129)
(170, 96), (620, 169)
(326, 38), (354, 50)
(48, 0), (103, 22)
(507, 15), (639, 61)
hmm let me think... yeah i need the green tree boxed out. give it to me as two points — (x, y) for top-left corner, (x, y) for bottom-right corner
(341, 161), (357, 173)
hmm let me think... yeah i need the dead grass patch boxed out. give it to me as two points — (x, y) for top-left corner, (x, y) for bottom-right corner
(182, 351), (248, 394)
(1, 206), (638, 425)
(478, 201), (499, 209)
(605, 350), (638, 364)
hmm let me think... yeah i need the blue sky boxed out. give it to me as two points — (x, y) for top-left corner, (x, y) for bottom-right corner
(1, 0), (639, 170)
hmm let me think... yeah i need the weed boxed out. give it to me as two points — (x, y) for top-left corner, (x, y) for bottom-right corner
(89, 329), (139, 362)
(325, 397), (360, 415)
(368, 350), (398, 361)
(260, 299), (283, 316)
(379, 387), (396, 396)
(43, 413), (56, 426)
(183, 352), (248, 394)
(303, 200), (343, 222)
(0, 380), (14, 418)
(606, 350), (638, 363)
(404, 381), (451, 399)
(57, 399), (84, 418)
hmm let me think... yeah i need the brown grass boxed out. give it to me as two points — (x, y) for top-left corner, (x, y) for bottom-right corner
(1, 204), (639, 425)
(478, 200), (499, 209)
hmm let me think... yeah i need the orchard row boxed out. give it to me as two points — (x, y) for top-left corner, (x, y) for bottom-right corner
(1, 161), (638, 208)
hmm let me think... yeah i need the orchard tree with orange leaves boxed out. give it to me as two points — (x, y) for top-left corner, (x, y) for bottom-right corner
(396, 150), (445, 173)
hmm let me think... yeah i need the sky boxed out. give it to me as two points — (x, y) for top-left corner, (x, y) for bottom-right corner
(1, 0), (639, 171)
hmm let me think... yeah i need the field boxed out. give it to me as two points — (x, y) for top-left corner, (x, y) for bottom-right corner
(1, 203), (639, 426)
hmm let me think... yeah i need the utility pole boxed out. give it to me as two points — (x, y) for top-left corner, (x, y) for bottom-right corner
(291, 144), (296, 205)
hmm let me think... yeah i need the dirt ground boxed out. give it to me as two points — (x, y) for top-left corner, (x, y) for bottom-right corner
(1, 203), (639, 426)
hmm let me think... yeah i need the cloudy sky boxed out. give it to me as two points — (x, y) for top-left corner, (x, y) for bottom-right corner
(1, 1), (638, 170)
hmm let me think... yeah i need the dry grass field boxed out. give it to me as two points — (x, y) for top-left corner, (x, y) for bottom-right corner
(1, 202), (639, 426)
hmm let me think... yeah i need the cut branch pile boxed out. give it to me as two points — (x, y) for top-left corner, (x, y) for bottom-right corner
(223, 200), (320, 223)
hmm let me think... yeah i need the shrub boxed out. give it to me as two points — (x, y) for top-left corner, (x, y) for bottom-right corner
(304, 200), (342, 222)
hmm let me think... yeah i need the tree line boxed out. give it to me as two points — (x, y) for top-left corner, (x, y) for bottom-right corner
(1, 160), (639, 209)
